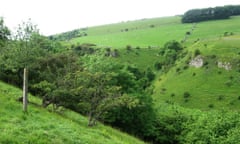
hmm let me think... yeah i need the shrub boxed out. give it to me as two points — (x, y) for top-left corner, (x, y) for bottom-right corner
(229, 101), (235, 105)
(176, 68), (181, 73)
(126, 45), (132, 51)
(208, 104), (214, 108)
(161, 88), (167, 92)
(186, 31), (191, 35)
(218, 95), (224, 100)
(183, 92), (190, 98)
(224, 32), (229, 36)
(154, 62), (163, 70)
(111, 49), (119, 57)
(194, 49), (201, 56)
(184, 99), (189, 103)
(210, 55), (216, 59)
(146, 68), (155, 81)
(225, 80), (232, 87)
(150, 24), (155, 28)
(203, 61), (209, 66)
(136, 46), (140, 49)
(183, 65), (189, 70)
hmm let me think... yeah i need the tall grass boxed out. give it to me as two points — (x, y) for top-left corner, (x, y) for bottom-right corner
(0, 81), (145, 144)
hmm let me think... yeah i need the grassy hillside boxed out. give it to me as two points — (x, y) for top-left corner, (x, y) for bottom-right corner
(152, 17), (240, 110)
(70, 16), (191, 48)
(66, 16), (240, 111)
(0, 81), (145, 144)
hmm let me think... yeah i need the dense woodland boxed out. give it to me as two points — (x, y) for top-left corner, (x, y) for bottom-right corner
(182, 5), (240, 23)
(2, 7), (240, 143)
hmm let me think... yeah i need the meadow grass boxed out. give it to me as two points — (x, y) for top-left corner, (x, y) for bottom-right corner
(153, 37), (240, 110)
(70, 16), (191, 49)
(0, 81), (145, 144)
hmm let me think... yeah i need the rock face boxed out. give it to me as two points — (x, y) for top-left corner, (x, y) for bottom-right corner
(217, 61), (231, 70)
(189, 56), (203, 68)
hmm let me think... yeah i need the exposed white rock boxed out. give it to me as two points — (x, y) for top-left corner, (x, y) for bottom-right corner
(217, 61), (231, 70)
(189, 55), (203, 68)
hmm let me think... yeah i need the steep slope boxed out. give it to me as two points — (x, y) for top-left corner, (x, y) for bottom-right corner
(62, 15), (240, 110)
(0, 81), (145, 144)
(153, 23), (240, 110)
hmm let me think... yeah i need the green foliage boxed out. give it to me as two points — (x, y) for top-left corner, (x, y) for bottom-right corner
(0, 17), (10, 47)
(2, 11), (240, 144)
(194, 49), (201, 56)
(164, 40), (183, 52)
(65, 70), (122, 126)
(49, 29), (86, 41)
(73, 43), (96, 56)
(0, 81), (145, 144)
(183, 92), (191, 98)
(182, 110), (240, 143)
(181, 5), (238, 23)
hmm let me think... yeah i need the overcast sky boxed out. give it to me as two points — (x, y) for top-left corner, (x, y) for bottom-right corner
(0, 0), (239, 35)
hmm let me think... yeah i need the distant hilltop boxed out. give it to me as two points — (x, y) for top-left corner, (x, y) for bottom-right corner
(182, 5), (240, 23)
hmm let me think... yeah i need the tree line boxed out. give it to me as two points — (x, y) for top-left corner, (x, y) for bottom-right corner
(182, 5), (240, 23)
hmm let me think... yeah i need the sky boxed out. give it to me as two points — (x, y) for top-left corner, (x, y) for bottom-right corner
(0, 0), (239, 36)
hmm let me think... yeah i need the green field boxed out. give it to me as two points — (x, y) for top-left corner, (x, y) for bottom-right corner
(70, 16), (191, 49)
(68, 16), (240, 110)
(0, 81), (144, 144)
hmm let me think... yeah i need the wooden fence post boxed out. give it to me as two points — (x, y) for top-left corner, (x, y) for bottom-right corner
(23, 68), (28, 112)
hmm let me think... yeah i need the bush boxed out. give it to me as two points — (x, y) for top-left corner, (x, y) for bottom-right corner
(126, 45), (132, 51)
(136, 46), (140, 49)
(218, 95), (224, 101)
(208, 104), (214, 108)
(186, 31), (191, 35)
(176, 68), (181, 73)
(203, 61), (209, 66)
(161, 88), (167, 92)
(194, 49), (201, 56)
(146, 68), (155, 81)
(149, 24), (155, 28)
(154, 62), (163, 70)
(183, 65), (189, 70)
(183, 92), (190, 98)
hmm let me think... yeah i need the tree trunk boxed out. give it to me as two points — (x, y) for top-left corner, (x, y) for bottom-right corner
(23, 68), (28, 112)
(88, 111), (93, 126)
(88, 111), (96, 126)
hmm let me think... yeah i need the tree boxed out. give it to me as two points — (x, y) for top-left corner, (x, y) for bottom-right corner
(3, 19), (41, 112)
(182, 6), (233, 23)
(0, 17), (10, 47)
(17, 19), (39, 112)
(66, 70), (121, 126)
(0, 17), (11, 81)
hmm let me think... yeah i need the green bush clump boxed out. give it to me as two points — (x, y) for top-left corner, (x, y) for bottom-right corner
(183, 92), (190, 98)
